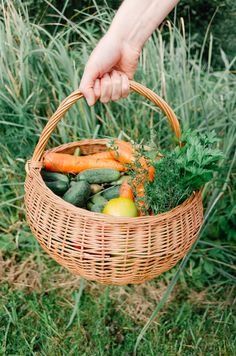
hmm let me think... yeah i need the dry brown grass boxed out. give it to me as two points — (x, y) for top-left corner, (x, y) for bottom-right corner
(1, 248), (234, 329)
(0, 251), (79, 292)
(109, 283), (170, 323)
(0, 249), (172, 324)
(0, 252), (42, 291)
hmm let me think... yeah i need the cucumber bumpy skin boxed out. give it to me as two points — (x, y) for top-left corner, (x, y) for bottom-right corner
(77, 168), (120, 184)
(63, 181), (91, 207)
(102, 185), (120, 200)
(41, 169), (69, 184)
(87, 202), (104, 213)
(90, 204), (104, 213)
(90, 194), (107, 206)
(45, 180), (69, 196)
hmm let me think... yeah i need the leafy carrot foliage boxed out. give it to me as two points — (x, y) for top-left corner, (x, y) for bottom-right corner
(145, 131), (223, 214)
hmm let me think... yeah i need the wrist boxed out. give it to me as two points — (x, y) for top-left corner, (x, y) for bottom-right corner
(104, 27), (142, 65)
(107, 24), (143, 54)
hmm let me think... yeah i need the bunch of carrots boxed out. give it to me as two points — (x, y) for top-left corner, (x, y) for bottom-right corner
(44, 140), (155, 214)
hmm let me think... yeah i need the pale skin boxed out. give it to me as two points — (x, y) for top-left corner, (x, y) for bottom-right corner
(79, 0), (179, 105)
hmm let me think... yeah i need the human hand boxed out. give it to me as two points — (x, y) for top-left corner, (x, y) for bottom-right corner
(80, 0), (179, 106)
(79, 33), (141, 106)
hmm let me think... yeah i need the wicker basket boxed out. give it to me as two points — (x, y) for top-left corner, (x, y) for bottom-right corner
(24, 81), (203, 285)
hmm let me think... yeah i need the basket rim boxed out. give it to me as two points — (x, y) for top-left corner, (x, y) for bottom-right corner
(44, 138), (151, 154)
(26, 166), (201, 224)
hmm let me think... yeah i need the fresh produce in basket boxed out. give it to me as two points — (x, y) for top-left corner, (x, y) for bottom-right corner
(108, 140), (134, 164)
(101, 186), (120, 200)
(41, 170), (69, 195)
(87, 202), (105, 213)
(110, 175), (130, 185)
(43, 152), (125, 173)
(77, 168), (120, 184)
(41, 170), (69, 183)
(90, 194), (107, 206)
(144, 130), (223, 214)
(41, 131), (222, 217)
(103, 197), (138, 217)
(44, 180), (69, 196)
(63, 181), (91, 207)
(119, 180), (134, 200)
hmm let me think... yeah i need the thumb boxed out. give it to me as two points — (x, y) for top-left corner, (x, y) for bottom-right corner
(79, 65), (98, 106)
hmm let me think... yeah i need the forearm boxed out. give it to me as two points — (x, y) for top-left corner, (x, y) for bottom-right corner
(108, 0), (179, 50)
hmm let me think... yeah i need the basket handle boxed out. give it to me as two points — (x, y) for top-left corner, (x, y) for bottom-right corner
(31, 80), (181, 162)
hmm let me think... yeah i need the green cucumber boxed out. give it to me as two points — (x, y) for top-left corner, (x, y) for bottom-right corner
(77, 168), (120, 184)
(41, 170), (69, 184)
(87, 202), (104, 213)
(63, 181), (91, 207)
(110, 175), (129, 185)
(102, 185), (120, 200)
(45, 180), (69, 196)
(90, 194), (107, 206)
(90, 204), (104, 213)
(87, 202), (94, 210)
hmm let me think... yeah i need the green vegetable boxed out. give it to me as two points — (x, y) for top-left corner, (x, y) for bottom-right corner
(175, 130), (223, 190)
(45, 180), (69, 196)
(87, 203), (104, 213)
(102, 185), (120, 200)
(77, 168), (120, 184)
(41, 170), (69, 184)
(41, 169), (70, 196)
(63, 181), (91, 207)
(110, 175), (130, 185)
(90, 194), (107, 206)
(145, 130), (223, 214)
(87, 202), (93, 210)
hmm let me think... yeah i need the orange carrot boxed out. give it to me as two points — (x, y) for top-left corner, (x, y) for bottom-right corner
(139, 156), (147, 169)
(135, 183), (147, 216)
(108, 141), (153, 179)
(134, 166), (155, 215)
(43, 152), (125, 173)
(132, 163), (153, 215)
(119, 180), (134, 200)
(148, 166), (155, 182)
(114, 140), (133, 150)
(89, 151), (114, 160)
(109, 140), (135, 164)
(106, 139), (156, 214)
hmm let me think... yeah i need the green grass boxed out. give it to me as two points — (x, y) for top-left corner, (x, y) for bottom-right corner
(1, 250), (235, 355)
(0, 1), (235, 354)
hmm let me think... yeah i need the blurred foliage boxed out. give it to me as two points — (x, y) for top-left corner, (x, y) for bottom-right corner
(175, 0), (236, 68)
(15, 0), (236, 68)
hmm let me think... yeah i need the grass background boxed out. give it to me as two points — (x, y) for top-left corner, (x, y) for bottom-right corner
(0, 1), (235, 354)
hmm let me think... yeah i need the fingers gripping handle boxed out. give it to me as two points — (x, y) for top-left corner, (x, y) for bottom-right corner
(31, 81), (181, 162)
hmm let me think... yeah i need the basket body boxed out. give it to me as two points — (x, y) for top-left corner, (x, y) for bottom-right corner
(25, 139), (203, 285)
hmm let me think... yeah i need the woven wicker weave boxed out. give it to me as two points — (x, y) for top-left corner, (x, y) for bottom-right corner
(24, 81), (203, 285)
